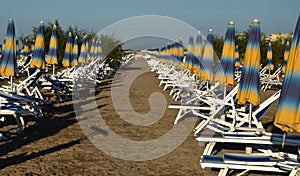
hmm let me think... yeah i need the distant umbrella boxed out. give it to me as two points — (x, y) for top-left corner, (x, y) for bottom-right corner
(30, 20), (46, 69)
(266, 42), (274, 72)
(62, 32), (73, 67)
(216, 21), (235, 86)
(16, 39), (20, 59)
(185, 35), (194, 71)
(88, 39), (95, 62)
(46, 25), (58, 74)
(274, 14), (300, 133)
(281, 41), (290, 73)
(71, 36), (78, 67)
(234, 45), (241, 67)
(96, 40), (102, 60)
(78, 34), (88, 63)
(200, 28), (214, 81)
(20, 39), (30, 59)
(0, 18), (17, 77)
(237, 19), (261, 106)
(194, 31), (203, 76)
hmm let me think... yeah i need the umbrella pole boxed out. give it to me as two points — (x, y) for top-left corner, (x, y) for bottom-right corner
(10, 76), (13, 90)
(249, 103), (252, 127)
(53, 64), (55, 75)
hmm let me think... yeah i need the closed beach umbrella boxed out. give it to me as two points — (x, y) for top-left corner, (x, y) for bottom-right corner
(30, 20), (46, 69)
(237, 19), (261, 106)
(217, 21), (235, 86)
(21, 39), (30, 59)
(281, 41), (290, 73)
(185, 35), (194, 71)
(97, 40), (102, 61)
(46, 25), (58, 65)
(194, 31), (203, 76)
(266, 42), (274, 72)
(78, 34), (87, 63)
(274, 14), (300, 133)
(234, 45), (241, 67)
(46, 25), (58, 74)
(62, 32), (73, 67)
(0, 18), (17, 77)
(71, 36), (78, 67)
(200, 28), (214, 81)
(88, 39), (95, 62)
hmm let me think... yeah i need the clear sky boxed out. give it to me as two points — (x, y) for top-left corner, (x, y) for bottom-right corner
(0, 0), (299, 49)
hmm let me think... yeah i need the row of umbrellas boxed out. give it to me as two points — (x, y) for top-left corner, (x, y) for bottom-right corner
(0, 19), (103, 77)
(151, 14), (300, 133)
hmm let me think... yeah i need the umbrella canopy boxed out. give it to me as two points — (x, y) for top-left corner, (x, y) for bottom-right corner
(21, 39), (30, 59)
(274, 14), (300, 132)
(200, 28), (214, 81)
(62, 32), (73, 67)
(266, 42), (274, 71)
(78, 34), (88, 63)
(177, 39), (184, 67)
(16, 39), (20, 59)
(234, 45), (241, 67)
(236, 19), (261, 106)
(0, 18), (17, 77)
(30, 20), (46, 69)
(88, 39), (96, 62)
(194, 31), (203, 76)
(217, 21), (236, 86)
(96, 40), (102, 60)
(71, 36), (79, 67)
(185, 35), (194, 71)
(46, 25), (58, 65)
(281, 41), (290, 73)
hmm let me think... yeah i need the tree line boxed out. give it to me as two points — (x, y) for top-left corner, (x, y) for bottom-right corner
(19, 20), (124, 69)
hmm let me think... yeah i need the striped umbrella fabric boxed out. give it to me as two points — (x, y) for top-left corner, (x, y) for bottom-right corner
(16, 39), (20, 59)
(46, 25), (58, 65)
(21, 39), (30, 59)
(200, 28), (214, 81)
(217, 21), (236, 86)
(62, 32), (73, 67)
(0, 18), (17, 77)
(274, 14), (300, 132)
(266, 42), (274, 71)
(88, 39), (95, 62)
(281, 41), (290, 73)
(185, 35), (194, 71)
(78, 34), (88, 63)
(236, 19), (261, 106)
(234, 45), (241, 67)
(71, 36), (79, 67)
(30, 21), (46, 69)
(177, 39), (185, 68)
(96, 40), (102, 60)
(194, 31), (203, 76)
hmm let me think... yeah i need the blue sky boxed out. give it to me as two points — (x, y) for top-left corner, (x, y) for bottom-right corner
(0, 0), (299, 49)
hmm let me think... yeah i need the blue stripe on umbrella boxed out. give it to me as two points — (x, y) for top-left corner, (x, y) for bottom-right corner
(237, 19), (261, 106)
(274, 14), (300, 132)
(0, 18), (17, 76)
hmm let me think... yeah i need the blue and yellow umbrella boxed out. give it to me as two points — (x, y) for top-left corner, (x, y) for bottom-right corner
(237, 19), (261, 106)
(217, 21), (236, 86)
(96, 40), (102, 61)
(200, 28), (214, 81)
(62, 32), (73, 67)
(234, 45), (241, 68)
(0, 18), (17, 77)
(71, 36), (79, 67)
(30, 21), (46, 69)
(88, 39), (95, 62)
(266, 42), (274, 71)
(78, 34), (87, 63)
(46, 25), (58, 65)
(16, 39), (20, 59)
(185, 35), (194, 71)
(281, 41), (290, 73)
(194, 31), (203, 76)
(20, 39), (30, 59)
(274, 14), (300, 132)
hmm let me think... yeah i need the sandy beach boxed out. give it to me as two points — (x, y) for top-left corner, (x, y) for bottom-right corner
(0, 58), (284, 176)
